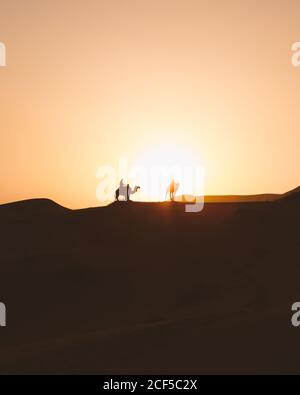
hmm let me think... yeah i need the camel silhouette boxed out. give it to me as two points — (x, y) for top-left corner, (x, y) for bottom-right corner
(115, 181), (140, 202)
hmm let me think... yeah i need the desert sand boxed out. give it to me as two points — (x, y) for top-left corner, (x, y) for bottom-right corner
(0, 189), (300, 374)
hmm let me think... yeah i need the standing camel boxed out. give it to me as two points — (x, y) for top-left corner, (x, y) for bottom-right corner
(115, 181), (140, 201)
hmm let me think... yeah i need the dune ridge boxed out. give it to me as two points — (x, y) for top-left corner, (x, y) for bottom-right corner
(0, 186), (299, 373)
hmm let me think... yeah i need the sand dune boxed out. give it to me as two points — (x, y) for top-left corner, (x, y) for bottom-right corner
(176, 193), (280, 203)
(0, 198), (69, 222)
(277, 186), (300, 202)
(0, 188), (300, 373)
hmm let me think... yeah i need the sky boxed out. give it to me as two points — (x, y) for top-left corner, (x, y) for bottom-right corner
(0, 0), (299, 208)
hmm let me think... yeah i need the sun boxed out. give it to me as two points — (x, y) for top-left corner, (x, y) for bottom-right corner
(129, 142), (204, 202)
(137, 143), (194, 167)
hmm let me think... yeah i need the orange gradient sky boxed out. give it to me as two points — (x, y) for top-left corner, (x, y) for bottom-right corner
(0, 0), (299, 208)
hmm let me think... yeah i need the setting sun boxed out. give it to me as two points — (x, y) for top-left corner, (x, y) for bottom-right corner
(127, 142), (204, 202)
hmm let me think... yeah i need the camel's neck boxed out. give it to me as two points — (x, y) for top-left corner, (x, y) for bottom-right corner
(127, 186), (138, 195)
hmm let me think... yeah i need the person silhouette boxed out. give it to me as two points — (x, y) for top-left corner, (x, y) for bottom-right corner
(169, 178), (175, 201)
(165, 178), (179, 201)
(119, 179), (129, 200)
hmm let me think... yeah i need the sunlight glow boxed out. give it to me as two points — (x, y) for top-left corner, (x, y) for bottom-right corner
(129, 143), (204, 202)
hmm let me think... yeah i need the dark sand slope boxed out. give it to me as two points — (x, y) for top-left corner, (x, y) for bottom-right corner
(278, 186), (300, 202)
(0, 192), (300, 374)
(176, 193), (280, 203)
